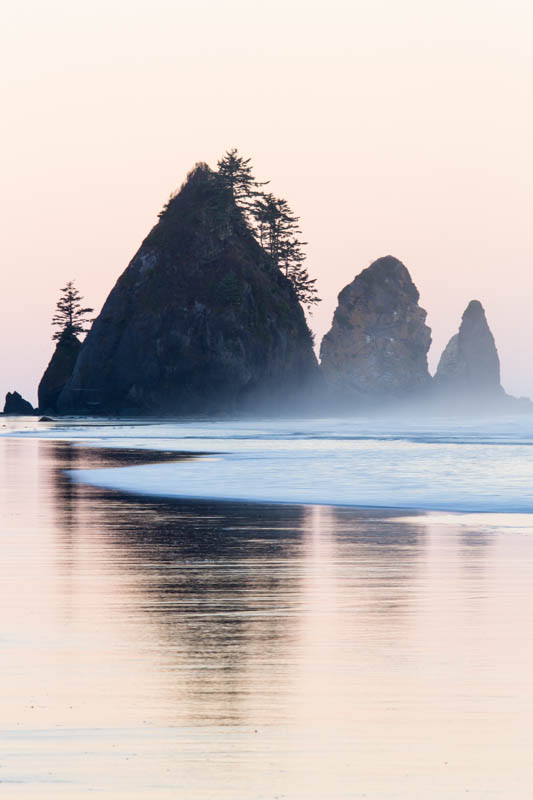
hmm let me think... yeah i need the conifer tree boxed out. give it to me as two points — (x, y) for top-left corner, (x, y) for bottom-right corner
(253, 193), (284, 262)
(52, 281), (93, 341)
(216, 149), (320, 309)
(216, 148), (268, 222)
(252, 194), (320, 308)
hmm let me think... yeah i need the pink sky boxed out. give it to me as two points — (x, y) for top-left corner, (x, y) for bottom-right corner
(1, 0), (532, 405)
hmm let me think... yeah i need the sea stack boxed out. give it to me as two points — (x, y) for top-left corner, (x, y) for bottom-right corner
(58, 164), (318, 415)
(38, 333), (82, 413)
(434, 300), (504, 403)
(320, 256), (432, 406)
(3, 391), (34, 415)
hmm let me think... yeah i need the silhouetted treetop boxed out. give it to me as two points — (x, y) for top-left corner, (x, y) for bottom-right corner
(52, 281), (93, 342)
(216, 149), (320, 309)
(216, 148), (268, 217)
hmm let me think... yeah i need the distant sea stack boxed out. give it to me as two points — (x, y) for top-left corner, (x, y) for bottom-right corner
(38, 333), (81, 413)
(3, 391), (34, 415)
(58, 164), (318, 415)
(434, 300), (505, 404)
(320, 256), (432, 406)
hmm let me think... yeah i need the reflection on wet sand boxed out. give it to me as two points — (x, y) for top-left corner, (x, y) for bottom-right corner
(50, 442), (315, 725)
(2, 439), (532, 798)
(50, 443), (429, 724)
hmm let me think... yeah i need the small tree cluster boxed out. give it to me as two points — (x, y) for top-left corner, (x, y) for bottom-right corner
(216, 149), (320, 310)
(52, 281), (93, 342)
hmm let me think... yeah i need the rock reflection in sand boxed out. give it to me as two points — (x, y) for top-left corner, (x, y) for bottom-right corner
(1, 438), (532, 798)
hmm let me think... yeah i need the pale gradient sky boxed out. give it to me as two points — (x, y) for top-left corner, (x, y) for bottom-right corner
(1, 0), (532, 405)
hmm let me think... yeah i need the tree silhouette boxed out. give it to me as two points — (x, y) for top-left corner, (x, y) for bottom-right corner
(252, 193), (320, 308)
(216, 149), (320, 309)
(52, 281), (93, 342)
(216, 148), (268, 224)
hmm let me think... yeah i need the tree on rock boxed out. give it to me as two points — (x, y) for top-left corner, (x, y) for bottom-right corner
(216, 148), (267, 221)
(216, 148), (321, 310)
(252, 194), (320, 308)
(52, 281), (93, 341)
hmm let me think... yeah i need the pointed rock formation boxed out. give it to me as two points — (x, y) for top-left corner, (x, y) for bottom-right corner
(434, 300), (504, 401)
(38, 332), (81, 413)
(320, 256), (431, 405)
(3, 391), (34, 415)
(58, 164), (318, 415)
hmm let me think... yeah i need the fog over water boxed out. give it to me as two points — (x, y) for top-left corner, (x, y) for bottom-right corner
(2, 421), (533, 797)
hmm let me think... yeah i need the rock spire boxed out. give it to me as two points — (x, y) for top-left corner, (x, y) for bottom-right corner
(58, 164), (318, 415)
(434, 300), (504, 401)
(320, 256), (432, 405)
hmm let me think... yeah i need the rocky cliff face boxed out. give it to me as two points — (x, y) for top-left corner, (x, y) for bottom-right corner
(3, 391), (34, 415)
(58, 164), (318, 415)
(38, 333), (81, 413)
(434, 300), (504, 401)
(320, 256), (431, 404)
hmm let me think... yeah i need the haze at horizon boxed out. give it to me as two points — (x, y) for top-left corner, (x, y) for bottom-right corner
(1, 0), (532, 404)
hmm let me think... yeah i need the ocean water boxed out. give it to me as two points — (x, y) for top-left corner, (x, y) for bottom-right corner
(7, 413), (533, 512)
(2, 415), (533, 797)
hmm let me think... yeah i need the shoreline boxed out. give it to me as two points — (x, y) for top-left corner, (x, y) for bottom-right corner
(4, 420), (533, 516)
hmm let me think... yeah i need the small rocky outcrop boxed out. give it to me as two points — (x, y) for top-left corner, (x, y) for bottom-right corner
(3, 391), (34, 415)
(58, 164), (318, 415)
(434, 300), (504, 402)
(38, 332), (81, 413)
(320, 256), (432, 405)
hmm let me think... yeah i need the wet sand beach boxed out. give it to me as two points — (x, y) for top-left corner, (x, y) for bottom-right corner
(2, 435), (533, 797)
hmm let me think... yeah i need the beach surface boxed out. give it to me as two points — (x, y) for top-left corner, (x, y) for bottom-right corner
(2, 417), (533, 797)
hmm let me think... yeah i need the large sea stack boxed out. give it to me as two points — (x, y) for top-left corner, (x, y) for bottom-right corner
(434, 300), (504, 404)
(38, 333), (81, 413)
(320, 256), (432, 406)
(58, 164), (318, 415)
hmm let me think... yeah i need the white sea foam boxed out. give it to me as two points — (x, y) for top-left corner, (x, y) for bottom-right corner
(6, 414), (533, 513)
